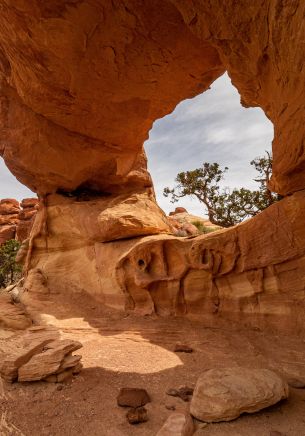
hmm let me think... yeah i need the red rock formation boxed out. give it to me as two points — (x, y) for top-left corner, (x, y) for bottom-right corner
(0, 1), (304, 331)
(0, 199), (19, 244)
(169, 207), (188, 216)
(16, 198), (39, 242)
(0, 198), (38, 244)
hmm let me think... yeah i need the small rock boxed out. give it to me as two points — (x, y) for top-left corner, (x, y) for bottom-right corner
(270, 431), (286, 436)
(179, 386), (194, 396)
(287, 377), (305, 389)
(174, 343), (193, 353)
(126, 407), (148, 424)
(166, 386), (193, 402)
(56, 384), (63, 391)
(156, 412), (194, 436)
(166, 388), (180, 397)
(117, 388), (151, 408)
(165, 404), (176, 411)
(190, 367), (289, 422)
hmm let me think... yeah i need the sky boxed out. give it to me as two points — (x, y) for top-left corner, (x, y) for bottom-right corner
(0, 160), (34, 200)
(145, 73), (274, 217)
(0, 73), (273, 214)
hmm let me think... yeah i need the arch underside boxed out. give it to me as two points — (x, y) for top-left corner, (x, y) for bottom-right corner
(0, 0), (305, 331)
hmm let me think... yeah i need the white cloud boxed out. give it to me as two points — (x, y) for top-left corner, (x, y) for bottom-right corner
(145, 73), (274, 217)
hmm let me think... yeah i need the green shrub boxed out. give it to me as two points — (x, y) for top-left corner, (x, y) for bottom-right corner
(191, 220), (218, 234)
(0, 240), (22, 288)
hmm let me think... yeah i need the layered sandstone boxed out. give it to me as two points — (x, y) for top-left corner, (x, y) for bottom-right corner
(0, 198), (38, 245)
(0, 1), (304, 331)
(0, 327), (82, 383)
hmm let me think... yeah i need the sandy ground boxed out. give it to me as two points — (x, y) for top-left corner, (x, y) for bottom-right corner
(1, 291), (305, 436)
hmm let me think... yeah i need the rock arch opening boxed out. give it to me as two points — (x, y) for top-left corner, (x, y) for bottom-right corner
(145, 73), (274, 218)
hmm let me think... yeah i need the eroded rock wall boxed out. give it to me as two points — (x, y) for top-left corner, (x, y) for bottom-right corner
(22, 190), (305, 332)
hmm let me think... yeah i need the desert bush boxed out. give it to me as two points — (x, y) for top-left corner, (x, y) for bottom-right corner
(0, 240), (22, 288)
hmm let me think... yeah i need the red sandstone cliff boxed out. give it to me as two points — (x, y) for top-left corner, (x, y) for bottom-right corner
(0, 198), (38, 245)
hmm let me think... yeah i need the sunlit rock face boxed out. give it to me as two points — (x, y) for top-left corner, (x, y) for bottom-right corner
(1, 1), (305, 330)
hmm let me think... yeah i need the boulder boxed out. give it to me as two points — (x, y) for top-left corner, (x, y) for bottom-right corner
(190, 367), (289, 422)
(98, 193), (171, 242)
(156, 412), (194, 436)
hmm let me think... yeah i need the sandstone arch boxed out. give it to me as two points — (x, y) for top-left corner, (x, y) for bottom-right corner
(0, 0), (304, 331)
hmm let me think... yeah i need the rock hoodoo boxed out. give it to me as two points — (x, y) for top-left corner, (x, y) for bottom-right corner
(0, 198), (38, 245)
(0, 1), (304, 331)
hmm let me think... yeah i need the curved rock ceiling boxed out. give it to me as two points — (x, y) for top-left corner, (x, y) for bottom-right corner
(0, 0), (304, 196)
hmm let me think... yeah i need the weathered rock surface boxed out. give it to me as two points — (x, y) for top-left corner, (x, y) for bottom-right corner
(0, 1), (304, 332)
(0, 293), (32, 330)
(0, 198), (38, 245)
(98, 192), (171, 241)
(190, 368), (289, 422)
(157, 412), (194, 436)
(18, 339), (82, 382)
(0, 327), (82, 383)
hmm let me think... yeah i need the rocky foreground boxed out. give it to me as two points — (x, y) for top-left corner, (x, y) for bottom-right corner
(1, 290), (305, 435)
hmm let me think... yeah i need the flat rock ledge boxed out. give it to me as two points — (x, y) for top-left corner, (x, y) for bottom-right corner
(190, 367), (289, 423)
(0, 326), (82, 383)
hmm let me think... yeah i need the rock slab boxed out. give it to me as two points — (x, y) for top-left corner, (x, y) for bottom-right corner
(190, 367), (289, 422)
(0, 327), (82, 383)
(156, 412), (194, 436)
(117, 388), (151, 408)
